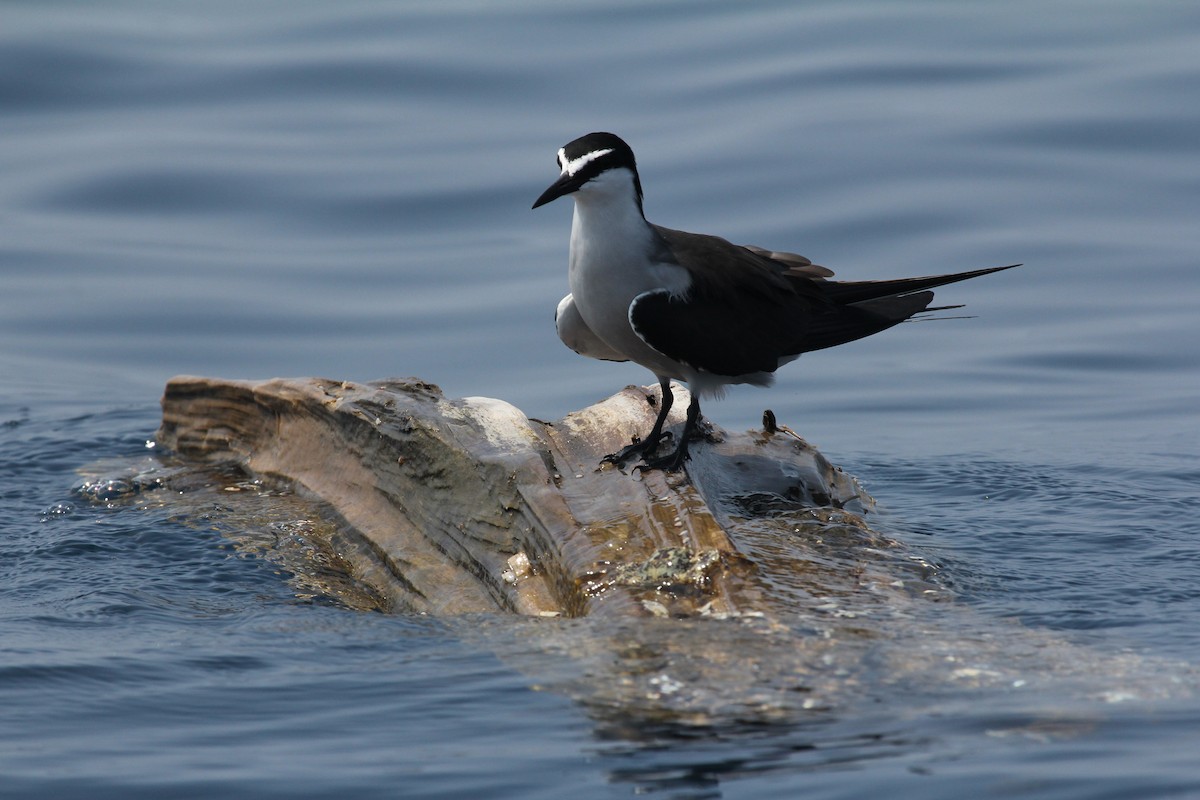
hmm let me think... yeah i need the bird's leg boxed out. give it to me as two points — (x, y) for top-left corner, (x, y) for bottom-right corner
(638, 392), (701, 473)
(602, 378), (674, 466)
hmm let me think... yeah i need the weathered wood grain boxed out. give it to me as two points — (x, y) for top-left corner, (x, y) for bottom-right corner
(136, 375), (1192, 724)
(157, 376), (872, 621)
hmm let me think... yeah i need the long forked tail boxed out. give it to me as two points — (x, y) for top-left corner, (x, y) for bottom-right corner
(799, 263), (1019, 354)
(821, 263), (1021, 305)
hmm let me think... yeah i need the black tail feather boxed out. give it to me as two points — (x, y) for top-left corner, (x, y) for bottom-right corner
(802, 291), (934, 353)
(822, 264), (1020, 305)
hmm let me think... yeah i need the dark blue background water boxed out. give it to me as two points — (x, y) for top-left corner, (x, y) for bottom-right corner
(3, 1), (1199, 797)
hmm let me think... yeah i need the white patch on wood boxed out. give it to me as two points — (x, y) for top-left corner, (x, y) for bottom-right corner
(456, 397), (540, 452)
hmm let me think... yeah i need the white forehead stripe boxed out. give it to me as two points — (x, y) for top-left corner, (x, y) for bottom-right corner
(559, 147), (614, 177)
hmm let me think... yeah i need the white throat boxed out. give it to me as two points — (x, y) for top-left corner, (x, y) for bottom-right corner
(567, 167), (651, 276)
(564, 166), (691, 384)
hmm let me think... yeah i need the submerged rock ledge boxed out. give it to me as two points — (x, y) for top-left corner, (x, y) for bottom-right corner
(157, 376), (890, 621)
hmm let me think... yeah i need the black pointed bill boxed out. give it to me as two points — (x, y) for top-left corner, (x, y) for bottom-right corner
(532, 170), (585, 209)
(533, 143), (617, 208)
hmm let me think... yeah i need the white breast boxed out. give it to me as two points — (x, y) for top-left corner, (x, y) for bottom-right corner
(566, 183), (691, 379)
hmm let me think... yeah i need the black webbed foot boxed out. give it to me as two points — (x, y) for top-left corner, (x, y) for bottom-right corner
(600, 378), (676, 468)
(634, 439), (691, 473)
(601, 431), (674, 466)
(632, 392), (703, 474)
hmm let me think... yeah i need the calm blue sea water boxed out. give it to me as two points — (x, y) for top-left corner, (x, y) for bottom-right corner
(3, 1), (1199, 797)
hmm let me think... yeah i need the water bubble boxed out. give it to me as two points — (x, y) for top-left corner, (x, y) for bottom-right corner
(41, 502), (76, 520)
(74, 477), (138, 502)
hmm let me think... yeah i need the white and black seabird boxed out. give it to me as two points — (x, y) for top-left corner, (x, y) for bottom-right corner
(533, 131), (1017, 472)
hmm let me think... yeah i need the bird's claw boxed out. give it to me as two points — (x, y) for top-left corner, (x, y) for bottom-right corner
(601, 431), (673, 466)
(633, 447), (689, 473)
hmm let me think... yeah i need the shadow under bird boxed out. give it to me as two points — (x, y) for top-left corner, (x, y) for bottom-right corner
(533, 131), (1018, 472)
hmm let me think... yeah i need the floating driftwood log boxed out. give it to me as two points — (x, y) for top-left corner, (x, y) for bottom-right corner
(156, 376), (884, 621)
(89, 374), (1181, 725)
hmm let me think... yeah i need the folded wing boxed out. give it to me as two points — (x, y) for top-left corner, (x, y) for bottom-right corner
(633, 227), (1018, 379)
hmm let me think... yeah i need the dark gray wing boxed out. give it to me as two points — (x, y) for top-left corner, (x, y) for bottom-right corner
(630, 286), (934, 377)
(741, 245), (835, 279)
(632, 226), (827, 375)
(632, 227), (1014, 378)
(649, 225), (829, 307)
